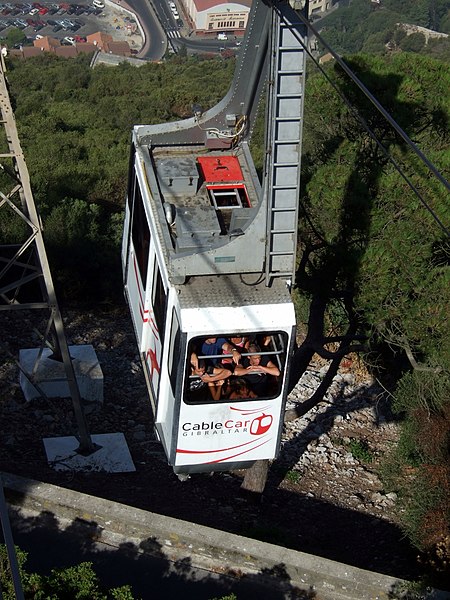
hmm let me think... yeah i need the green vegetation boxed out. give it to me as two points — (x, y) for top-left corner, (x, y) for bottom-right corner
(0, 545), (136, 599)
(300, 51), (449, 571)
(285, 469), (302, 483)
(1, 47), (449, 575)
(318, 0), (450, 60)
(346, 439), (374, 463)
(3, 52), (234, 302)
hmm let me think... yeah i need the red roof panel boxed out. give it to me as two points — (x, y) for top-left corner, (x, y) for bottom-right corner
(197, 156), (243, 183)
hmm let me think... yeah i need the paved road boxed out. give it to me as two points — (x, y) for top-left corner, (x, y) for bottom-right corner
(122, 0), (167, 60)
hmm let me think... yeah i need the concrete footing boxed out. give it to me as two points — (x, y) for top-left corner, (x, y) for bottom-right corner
(19, 345), (103, 403)
(42, 433), (136, 473)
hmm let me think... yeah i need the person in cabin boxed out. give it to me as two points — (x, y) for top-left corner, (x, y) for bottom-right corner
(234, 343), (280, 396)
(189, 356), (231, 401)
(227, 377), (257, 399)
(197, 337), (242, 368)
(221, 335), (250, 369)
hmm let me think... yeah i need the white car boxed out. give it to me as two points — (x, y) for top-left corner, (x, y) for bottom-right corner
(63, 36), (76, 45)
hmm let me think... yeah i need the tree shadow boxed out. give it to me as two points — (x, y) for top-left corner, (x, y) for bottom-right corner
(257, 56), (449, 585)
(5, 506), (316, 599)
(289, 55), (448, 399)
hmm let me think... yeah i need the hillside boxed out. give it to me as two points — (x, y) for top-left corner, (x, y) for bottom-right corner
(1, 48), (449, 585)
(318, 0), (450, 59)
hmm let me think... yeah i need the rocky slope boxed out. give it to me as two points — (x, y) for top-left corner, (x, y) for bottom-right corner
(0, 307), (420, 582)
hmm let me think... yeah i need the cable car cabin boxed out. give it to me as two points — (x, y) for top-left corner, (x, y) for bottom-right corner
(121, 0), (307, 474)
(122, 134), (296, 475)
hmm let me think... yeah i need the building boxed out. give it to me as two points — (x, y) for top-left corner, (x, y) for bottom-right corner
(183, 0), (251, 35)
(309, 0), (334, 16)
(8, 34), (131, 60)
(86, 32), (131, 56)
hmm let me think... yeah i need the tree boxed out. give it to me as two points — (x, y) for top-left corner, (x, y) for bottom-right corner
(0, 545), (135, 599)
(399, 32), (426, 52)
(4, 27), (26, 49)
(286, 53), (450, 559)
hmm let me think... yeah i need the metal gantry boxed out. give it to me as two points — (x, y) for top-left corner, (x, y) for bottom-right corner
(0, 53), (94, 455)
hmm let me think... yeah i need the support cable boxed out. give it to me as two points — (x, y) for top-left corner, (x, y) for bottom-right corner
(293, 12), (450, 238)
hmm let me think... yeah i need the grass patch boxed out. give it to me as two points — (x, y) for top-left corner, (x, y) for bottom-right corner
(285, 470), (302, 484)
(347, 438), (374, 463)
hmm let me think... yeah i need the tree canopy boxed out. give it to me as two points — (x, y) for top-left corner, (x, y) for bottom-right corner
(297, 51), (449, 560)
(318, 0), (450, 59)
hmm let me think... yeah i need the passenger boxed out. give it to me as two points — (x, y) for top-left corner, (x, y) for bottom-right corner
(200, 337), (242, 367)
(234, 343), (280, 396)
(189, 356), (231, 401)
(230, 336), (250, 350)
(258, 334), (272, 349)
(228, 377), (257, 399)
(221, 335), (249, 368)
(207, 378), (226, 401)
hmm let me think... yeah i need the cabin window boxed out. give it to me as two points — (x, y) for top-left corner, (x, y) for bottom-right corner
(126, 145), (136, 212)
(184, 332), (288, 404)
(152, 262), (167, 339)
(168, 308), (181, 395)
(131, 180), (150, 288)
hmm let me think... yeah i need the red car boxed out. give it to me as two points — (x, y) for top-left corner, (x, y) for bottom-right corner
(38, 6), (48, 14)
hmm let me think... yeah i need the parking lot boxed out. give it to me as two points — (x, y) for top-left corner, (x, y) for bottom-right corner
(0, 1), (140, 45)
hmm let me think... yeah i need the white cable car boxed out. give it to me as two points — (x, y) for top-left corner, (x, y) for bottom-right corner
(122, 0), (308, 474)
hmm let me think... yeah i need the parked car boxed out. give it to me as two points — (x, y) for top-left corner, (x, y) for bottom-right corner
(52, 23), (61, 31)
(29, 7), (38, 15)
(63, 35), (75, 44)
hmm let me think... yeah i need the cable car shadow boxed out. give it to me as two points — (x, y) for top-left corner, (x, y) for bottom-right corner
(6, 506), (317, 599)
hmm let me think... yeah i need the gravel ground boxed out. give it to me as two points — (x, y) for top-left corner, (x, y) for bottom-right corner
(0, 305), (421, 583)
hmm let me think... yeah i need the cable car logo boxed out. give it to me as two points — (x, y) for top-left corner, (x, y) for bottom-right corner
(181, 411), (273, 436)
(250, 413), (273, 436)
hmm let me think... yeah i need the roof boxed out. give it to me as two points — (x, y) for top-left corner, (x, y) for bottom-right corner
(34, 36), (60, 51)
(22, 47), (42, 58)
(197, 156), (244, 183)
(193, 0), (251, 10)
(86, 31), (114, 48)
(55, 46), (78, 58)
(76, 43), (98, 54)
(106, 41), (131, 56)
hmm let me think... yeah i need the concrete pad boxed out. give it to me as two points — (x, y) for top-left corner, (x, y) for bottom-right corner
(42, 433), (135, 473)
(19, 345), (103, 403)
